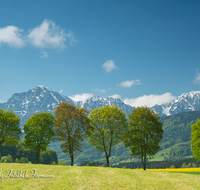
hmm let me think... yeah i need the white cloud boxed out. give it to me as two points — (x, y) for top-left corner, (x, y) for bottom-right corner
(124, 93), (176, 107)
(69, 93), (93, 102)
(0, 25), (25, 48)
(94, 88), (106, 93)
(27, 19), (75, 49)
(59, 89), (63, 93)
(194, 69), (200, 84)
(102, 60), (118, 72)
(0, 20), (76, 51)
(109, 94), (121, 99)
(119, 79), (142, 87)
(41, 51), (48, 58)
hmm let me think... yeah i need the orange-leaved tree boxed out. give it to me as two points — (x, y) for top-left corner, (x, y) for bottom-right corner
(53, 101), (90, 166)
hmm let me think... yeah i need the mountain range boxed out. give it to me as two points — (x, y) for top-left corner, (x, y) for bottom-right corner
(1, 85), (200, 125)
(1, 85), (200, 164)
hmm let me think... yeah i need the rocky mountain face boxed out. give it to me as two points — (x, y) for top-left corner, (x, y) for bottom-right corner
(151, 91), (200, 117)
(74, 97), (134, 115)
(0, 86), (134, 125)
(0, 86), (73, 125)
(1, 86), (200, 126)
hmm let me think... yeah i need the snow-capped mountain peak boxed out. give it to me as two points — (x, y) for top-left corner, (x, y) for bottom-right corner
(151, 91), (200, 116)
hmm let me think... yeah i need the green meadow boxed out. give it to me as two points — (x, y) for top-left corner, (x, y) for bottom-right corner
(0, 163), (200, 189)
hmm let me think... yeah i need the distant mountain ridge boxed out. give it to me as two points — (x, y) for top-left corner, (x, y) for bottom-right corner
(151, 91), (200, 117)
(1, 86), (200, 125)
(0, 86), (134, 125)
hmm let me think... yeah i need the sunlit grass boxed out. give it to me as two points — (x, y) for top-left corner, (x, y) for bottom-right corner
(0, 163), (200, 189)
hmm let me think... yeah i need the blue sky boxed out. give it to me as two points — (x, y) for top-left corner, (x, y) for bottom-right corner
(0, 0), (200, 107)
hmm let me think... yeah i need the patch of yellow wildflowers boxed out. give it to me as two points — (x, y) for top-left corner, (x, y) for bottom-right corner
(135, 168), (200, 172)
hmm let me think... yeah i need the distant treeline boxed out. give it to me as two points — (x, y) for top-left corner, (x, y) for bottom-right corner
(111, 157), (200, 169)
(79, 161), (105, 167)
(0, 140), (57, 164)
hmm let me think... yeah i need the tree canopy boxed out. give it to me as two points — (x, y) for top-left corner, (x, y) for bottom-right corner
(0, 108), (21, 149)
(191, 119), (200, 160)
(23, 112), (55, 164)
(87, 105), (127, 167)
(122, 106), (164, 170)
(53, 101), (90, 166)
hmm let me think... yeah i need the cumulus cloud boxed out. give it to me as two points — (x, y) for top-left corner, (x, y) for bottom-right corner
(27, 19), (74, 49)
(194, 69), (200, 84)
(124, 93), (176, 107)
(0, 26), (25, 48)
(109, 94), (121, 99)
(102, 60), (118, 72)
(0, 20), (76, 51)
(69, 93), (93, 102)
(41, 51), (48, 58)
(119, 79), (142, 87)
(94, 88), (106, 93)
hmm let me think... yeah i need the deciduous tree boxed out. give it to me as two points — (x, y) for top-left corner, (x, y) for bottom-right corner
(191, 119), (200, 160)
(122, 106), (164, 170)
(23, 112), (55, 164)
(87, 105), (127, 167)
(53, 101), (90, 166)
(0, 108), (21, 149)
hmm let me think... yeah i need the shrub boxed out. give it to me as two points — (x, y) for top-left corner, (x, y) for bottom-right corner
(58, 161), (67, 165)
(170, 165), (176, 168)
(15, 158), (20, 163)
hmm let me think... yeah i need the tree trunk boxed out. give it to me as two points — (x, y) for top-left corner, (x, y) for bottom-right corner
(143, 155), (146, 170)
(70, 153), (74, 166)
(142, 153), (146, 170)
(106, 155), (109, 167)
(36, 151), (40, 164)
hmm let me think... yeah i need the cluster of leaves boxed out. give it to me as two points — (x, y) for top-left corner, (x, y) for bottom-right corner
(24, 112), (55, 164)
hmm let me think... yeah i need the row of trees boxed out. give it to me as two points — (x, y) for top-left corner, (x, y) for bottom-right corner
(52, 102), (164, 170)
(0, 102), (164, 170)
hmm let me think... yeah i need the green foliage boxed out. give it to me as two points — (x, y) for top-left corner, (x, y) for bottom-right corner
(112, 157), (200, 169)
(20, 157), (29, 163)
(15, 158), (20, 163)
(0, 140), (57, 164)
(49, 111), (200, 164)
(39, 148), (58, 164)
(123, 106), (164, 170)
(160, 111), (200, 148)
(0, 108), (21, 148)
(79, 160), (105, 166)
(0, 154), (13, 163)
(23, 112), (55, 164)
(58, 161), (67, 165)
(191, 119), (200, 160)
(51, 161), (57, 165)
(87, 105), (127, 167)
(54, 101), (90, 166)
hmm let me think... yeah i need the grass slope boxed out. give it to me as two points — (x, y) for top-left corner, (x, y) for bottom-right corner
(0, 163), (200, 189)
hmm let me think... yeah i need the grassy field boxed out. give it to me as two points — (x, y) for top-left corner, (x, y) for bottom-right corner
(0, 163), (200, 190)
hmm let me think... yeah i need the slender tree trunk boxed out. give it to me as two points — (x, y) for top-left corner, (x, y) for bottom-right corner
(106, 155), (109, 167)
(70, 153), (74, 166)
(144, 153), (146, 170)
(36, 151), (40, 164)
